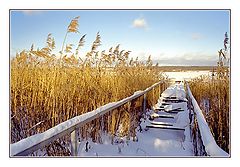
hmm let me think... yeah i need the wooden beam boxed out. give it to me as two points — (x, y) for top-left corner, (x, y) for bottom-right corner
(70, 128), (78, 156)
(163, 99), (187, 103)
(146, 125), (185, 131)
(163, 96), (177, 99)
(155, 108), (165, 111)
(149, 121), (173, 126)
(165, 108), (184, 113)
(161, 103), (170, 106)
(150, 114), (175, 119)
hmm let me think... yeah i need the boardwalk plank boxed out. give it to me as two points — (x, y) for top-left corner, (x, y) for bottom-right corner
(149, 121), (173, 126)
(146, 124), (185, 131)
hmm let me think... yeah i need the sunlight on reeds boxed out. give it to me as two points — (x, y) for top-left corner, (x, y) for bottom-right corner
(10, 16), (167, 151)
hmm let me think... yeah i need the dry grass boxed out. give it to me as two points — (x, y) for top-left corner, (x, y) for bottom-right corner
(10, 16), (167, 148)
(189, 33), (230, 153)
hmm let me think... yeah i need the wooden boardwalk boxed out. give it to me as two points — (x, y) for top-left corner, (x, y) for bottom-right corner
(143, 83), (193, 156)
(10, 81), (228, 157)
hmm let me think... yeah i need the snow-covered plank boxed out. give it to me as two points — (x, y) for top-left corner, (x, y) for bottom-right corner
(155, 107), (184, 114)
(154, 107), (165, 111)
(163, 96), (178, 99)
(150, 112), (175, 119)
(146, 125), (185, 131)
(163, 99), (187, 103)
(149, 121), (173, 126)
(165, 108), (184, 114)
(161, 102), (170, 106)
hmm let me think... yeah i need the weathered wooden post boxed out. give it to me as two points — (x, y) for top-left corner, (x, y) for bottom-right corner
(161, 82), (165, 95)
(152, 87), (155, 102)
(71, 128), (78, 156)
(158, 83), (161, 97)
(143, 93), (147, 113)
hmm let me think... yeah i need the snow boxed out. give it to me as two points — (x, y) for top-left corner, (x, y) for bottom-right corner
(165, 70), (211, 82)
(77, 125), (191, 156)
(10, 101), (117, 156)
(10, 82), (161, 156)
(11, 78), (227, 157)
(186, 83), (229, 157)
(161, 83), (186, 101)
(76, 83), (194, 157)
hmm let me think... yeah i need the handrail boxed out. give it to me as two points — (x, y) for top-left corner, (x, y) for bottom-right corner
(186, 82), (229, 157)
(10, 80), (166, 156)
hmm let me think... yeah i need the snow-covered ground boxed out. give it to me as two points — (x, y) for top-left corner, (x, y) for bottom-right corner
(164, 70), (211, 82)
(77, 83), (193, 156)
(77, 127), (192, 156)
(11, 83), (194, 157)
(11, 69), (228, 157)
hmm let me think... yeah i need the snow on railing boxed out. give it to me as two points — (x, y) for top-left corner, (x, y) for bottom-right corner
(186, 83), (229, 157)
(10, 80), (167, 156)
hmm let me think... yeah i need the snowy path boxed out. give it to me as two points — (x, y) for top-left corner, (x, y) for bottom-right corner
(142, 83), (193, 156)
(77, 83), (193, 156)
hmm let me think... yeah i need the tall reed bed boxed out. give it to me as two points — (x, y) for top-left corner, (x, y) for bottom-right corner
(189, 33), (230, 153)
(10, 16), (166, 152)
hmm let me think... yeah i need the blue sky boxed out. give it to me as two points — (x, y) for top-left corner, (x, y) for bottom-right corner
(10, 10), (230, 66)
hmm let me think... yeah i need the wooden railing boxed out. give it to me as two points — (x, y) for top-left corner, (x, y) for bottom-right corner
(186, 82), (229, 157)
(10, 81), (168, 156)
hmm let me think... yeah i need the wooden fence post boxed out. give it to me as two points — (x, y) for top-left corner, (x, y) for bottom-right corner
(71, 128), (78, 156)
(143, 93), (147, 113)
(159, 83), (161, 97)
(152, 87), (155, 101)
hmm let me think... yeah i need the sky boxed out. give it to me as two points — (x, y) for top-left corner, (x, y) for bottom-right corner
(10, 10), (230, 66)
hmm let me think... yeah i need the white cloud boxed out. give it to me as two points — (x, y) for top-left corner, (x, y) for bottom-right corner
(132, 17), (148, 29)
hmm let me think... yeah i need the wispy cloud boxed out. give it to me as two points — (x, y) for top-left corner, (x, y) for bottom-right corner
(191, 33), (204, 40)
(132, 17), (148, 29)
(155, 52), (217, 66)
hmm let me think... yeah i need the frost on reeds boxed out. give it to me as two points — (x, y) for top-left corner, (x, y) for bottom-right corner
(10, 16), (166, 154)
